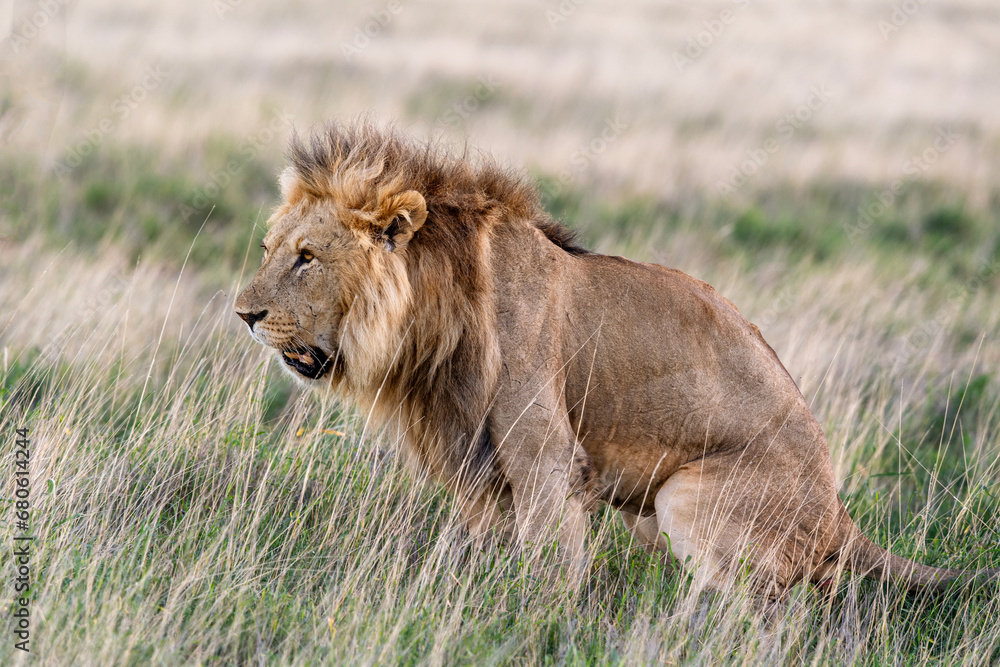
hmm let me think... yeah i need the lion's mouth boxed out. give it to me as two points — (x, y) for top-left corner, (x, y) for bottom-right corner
(280, 345), (333, 379)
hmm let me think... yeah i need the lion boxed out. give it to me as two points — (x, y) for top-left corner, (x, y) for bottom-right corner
(234, 121), (996, 596)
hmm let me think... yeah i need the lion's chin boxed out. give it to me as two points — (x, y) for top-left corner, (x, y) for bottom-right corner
(279, 345), (333, 380)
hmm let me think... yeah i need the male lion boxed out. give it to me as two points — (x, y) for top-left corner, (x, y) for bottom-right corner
(235, 121), (995, 596)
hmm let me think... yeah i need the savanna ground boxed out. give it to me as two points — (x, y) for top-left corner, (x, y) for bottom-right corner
(2, 0), (1000, 664)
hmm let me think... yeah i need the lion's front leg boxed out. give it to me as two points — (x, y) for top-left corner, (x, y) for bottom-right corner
(489, 392), (595, 571)
(453, 479), (515, 550)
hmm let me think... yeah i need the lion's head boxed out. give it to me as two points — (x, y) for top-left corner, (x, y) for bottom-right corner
(234, 147), (428, 390)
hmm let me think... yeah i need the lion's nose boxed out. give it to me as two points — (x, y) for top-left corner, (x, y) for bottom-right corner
(237, 309), (268, 330)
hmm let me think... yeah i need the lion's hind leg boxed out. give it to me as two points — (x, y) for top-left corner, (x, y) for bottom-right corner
(620, 511), (671, 553)
(651, 455), (844, 598)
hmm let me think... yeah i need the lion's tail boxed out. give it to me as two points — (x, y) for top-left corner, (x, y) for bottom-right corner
(841, 526), (999, 591)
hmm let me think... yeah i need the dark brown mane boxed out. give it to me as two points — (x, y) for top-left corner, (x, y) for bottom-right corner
(533, 217), (590, 255)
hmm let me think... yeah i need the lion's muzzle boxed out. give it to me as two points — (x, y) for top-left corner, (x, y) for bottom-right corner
(235, 301), (335, 380)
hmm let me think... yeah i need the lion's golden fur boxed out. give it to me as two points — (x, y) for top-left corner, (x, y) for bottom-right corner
(236, 120), (997, 595)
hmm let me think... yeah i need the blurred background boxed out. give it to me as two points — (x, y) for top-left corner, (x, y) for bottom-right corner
(6, 0), (1000, 226)
(5, 0), (1000, 258)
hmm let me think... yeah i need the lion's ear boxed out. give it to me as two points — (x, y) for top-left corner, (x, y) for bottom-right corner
(278, 166), (305, 203)
(376, 189), (427, 252)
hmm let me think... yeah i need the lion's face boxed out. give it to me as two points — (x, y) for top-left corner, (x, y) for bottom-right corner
(234, 178), (427, 387)
(234, 199), (355, 381)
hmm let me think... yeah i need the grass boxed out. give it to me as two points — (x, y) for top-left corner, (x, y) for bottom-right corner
(0, 143), (277, 281)
(3, 328), (999, 665)
(1, 140), (1000, 665)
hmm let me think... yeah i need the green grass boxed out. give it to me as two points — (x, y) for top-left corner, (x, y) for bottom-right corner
(1, 143), (276, 279)
(537, 176), (1000, 272)
(2, 142), (1000, 665)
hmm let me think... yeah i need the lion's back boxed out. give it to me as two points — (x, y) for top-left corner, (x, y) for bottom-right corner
(560, 252), (811, 456)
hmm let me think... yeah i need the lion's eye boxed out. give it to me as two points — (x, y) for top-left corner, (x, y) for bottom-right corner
(300, 250), (314, 263)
